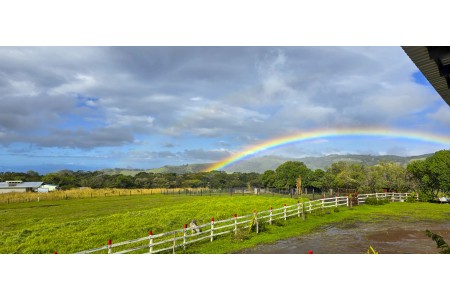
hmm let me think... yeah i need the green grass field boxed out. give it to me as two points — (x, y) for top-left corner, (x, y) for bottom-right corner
(1, 193), (449, 254)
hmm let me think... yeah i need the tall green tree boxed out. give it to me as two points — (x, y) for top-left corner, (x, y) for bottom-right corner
(274, 161), (311, 189)
(407, 150), (450, 200)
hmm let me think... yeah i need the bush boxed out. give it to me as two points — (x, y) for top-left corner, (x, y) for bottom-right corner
(418, 191), (435, 202)
(406, 192), (417, 203)
(231, 229), (251, 242)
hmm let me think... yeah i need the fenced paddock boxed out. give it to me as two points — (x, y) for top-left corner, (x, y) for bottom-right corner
(76, 196), (349, 254)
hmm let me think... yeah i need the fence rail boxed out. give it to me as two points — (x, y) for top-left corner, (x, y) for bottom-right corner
(356, 192), (411, 204)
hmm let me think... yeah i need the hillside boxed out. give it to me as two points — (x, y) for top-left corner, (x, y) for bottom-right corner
(101, 153), (432, 175)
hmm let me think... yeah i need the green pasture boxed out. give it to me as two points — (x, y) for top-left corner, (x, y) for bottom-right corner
(0, 193), (449, 254)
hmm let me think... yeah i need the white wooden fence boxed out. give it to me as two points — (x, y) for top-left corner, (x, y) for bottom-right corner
(76, 196), (349, 254)
(356, 192), (411, 204)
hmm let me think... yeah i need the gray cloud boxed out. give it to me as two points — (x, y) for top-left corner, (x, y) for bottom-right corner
(0, 46), (446, 155)
(180, 149), (232, 161)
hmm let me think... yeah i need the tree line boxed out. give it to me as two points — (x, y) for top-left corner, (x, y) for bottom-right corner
(1, 150), (449, 201)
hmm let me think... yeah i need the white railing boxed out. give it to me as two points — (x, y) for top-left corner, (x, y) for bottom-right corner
(356, 192), (411, 204)
(76, 196), (349, 254)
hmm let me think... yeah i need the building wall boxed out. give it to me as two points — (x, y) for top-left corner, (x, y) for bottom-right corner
(0, 188), (28, 194)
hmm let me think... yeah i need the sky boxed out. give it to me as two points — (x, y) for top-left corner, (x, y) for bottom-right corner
(0, 46), (449, 173)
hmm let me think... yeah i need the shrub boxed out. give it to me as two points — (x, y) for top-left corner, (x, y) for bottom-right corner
(231, 229), (251, 243)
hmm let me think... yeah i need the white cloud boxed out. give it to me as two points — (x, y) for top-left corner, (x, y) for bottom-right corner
(427, 104), (450, 127)
(48, 73), (97, 96)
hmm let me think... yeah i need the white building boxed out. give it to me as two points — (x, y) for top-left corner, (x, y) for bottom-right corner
(38, 184), (59, 193)
(0, 181), (44, 194)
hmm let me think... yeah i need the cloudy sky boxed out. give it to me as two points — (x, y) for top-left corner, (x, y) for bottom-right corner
(0, 46), (449, 173)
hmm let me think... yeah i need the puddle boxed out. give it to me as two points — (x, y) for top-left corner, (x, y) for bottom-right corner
(236, 220), (450, 254)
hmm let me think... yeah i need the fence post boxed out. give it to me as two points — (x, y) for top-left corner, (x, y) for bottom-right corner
(183, 224), (187, 250)
(149, 230), (153, 254)
(302, 203), (305, 220)
(346, 196), (349, 207)
(210, 217), (214, 242)
(254, 210), (259, 233)
(335, 196), (338, 207)
(173, 232), (176, 254)
(269, 207), (273, 225)
(297, 201), (301, 217)
(234, 214), (238, 235)
(284, 204), (287, 221)
(321, 196), (324, 209)
(309, 201), (312, 213)
(107, 239), (112, 254)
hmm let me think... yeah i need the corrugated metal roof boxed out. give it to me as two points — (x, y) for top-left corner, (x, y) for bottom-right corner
(0, 182), (43, 189)
(402, 46), (450, 107)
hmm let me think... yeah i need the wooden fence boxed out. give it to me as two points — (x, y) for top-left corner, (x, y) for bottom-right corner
(356, 192), (411, 204)
(76, 196), (349, 254)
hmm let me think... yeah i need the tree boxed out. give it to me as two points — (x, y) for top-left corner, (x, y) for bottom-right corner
(274, 161), (312, 190)
(309, 169), (325, 192)
(407, 150), (450, 200)
(261, 170), (276, 188)
(325, 162), (366, 192)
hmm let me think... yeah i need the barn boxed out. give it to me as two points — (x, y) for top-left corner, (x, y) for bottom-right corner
(0, 181), (44, 194)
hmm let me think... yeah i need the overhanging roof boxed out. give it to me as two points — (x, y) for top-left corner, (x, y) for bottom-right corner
(402, 46), (450, 107)
(0, 182), (43, 189)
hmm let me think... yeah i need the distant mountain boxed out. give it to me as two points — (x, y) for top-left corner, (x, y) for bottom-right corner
(101, 163), (212, 176)
(100, 153), (432, 175)
(212, 153), (432, 173)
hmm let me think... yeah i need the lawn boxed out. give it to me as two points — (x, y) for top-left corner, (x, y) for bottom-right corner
(1, 193), (449, 254)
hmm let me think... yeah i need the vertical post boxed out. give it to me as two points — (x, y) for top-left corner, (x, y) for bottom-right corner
(254, 210), (259, 233)
(183, 224), (187, 250)
(269, 207), (273, 225)
(302, 203), (305, 220)
(210, 217), (214, 242)
(234, 214), (237, 235)
(107, 239), (112, 254)
(173, 232), (176, 254)
(297, 201), (301, 217)
(322, 196), (324, 209)
(309, 201), (312, 213)
(149, 231), (153, 254)
(346, 196), (349, 207)
(335, 196), (338, 207)
(284, 204), (287, 221)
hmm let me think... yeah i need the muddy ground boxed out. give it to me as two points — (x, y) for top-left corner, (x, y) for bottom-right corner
(237, 219), (450, 254)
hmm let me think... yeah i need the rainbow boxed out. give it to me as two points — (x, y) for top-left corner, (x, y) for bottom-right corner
(205, 127), (450, 172)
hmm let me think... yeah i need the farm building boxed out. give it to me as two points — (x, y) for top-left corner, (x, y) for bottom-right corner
(38, 184), (59, 193)
(0, 181), (44, 194)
